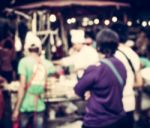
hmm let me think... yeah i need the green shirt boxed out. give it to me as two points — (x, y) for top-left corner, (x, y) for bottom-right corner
(18, 56), (56, 112)
(140, 57), (150, 68)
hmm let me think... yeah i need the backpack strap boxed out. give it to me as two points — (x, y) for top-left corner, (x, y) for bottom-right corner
(118, 49), (135, 75)
(101, 59), (124, 87)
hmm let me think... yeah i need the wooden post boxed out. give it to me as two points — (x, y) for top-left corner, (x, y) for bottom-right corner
(58, 12), (68, 54)
(32, 12), (37, 34)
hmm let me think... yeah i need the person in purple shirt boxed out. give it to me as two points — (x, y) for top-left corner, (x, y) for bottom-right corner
(74, 28), (127, 128)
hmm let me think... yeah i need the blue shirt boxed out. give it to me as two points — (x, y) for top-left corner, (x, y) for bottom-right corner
(74, 57), (127, 127)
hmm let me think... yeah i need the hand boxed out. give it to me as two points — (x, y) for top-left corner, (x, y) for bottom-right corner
(12, 109), (19, 121)
(84, 91), (91, 100)
(53, 60), (62, 65)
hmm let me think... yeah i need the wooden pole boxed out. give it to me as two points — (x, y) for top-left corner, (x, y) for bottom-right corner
(58, 12), (68, 54)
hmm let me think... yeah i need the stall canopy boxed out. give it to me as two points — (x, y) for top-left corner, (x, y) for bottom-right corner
(14, 0), (130, 10)
(2, 0), (150, 12)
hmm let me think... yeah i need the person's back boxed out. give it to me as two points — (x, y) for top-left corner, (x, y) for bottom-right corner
(18, 56), (56, 112)
(111, 22), (143, 128)
(12, 34), (56, 128)
(115, 44), (140, 111)
(75, 57), (126, 128)
(74, 29), (127, 128)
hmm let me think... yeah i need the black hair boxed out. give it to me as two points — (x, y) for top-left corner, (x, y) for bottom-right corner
(96, 28), (119, 57)
(111, 22), (128, 43)
(28, 44), (40, 54)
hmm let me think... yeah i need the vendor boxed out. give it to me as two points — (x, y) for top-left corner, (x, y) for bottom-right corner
(53, 29), (99, 76)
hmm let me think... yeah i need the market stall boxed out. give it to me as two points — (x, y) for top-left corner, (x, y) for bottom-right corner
(2, 1), (131, 127)
(9, 0), (130, 60)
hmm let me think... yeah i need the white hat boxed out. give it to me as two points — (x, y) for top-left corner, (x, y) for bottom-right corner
(24, 31), (42, 53)
(70, 29), (85, 44)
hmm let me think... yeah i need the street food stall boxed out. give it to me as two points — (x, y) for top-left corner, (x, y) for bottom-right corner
(2, 1), (131, 127)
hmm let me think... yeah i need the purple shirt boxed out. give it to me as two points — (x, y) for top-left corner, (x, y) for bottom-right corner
(74, 57), (127, 127)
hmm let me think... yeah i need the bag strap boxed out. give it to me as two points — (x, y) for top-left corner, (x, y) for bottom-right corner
(25, 58), (47, 91)
(101, 59), (124, 87)
(118, 49), (135, 75)
(25, 64), (40, 91)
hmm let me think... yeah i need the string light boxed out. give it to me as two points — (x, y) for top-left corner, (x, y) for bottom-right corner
(67, 19), (72, 24)
(83, 17), (89, 22)
(104, 19), (110, 26)
(82, 22), (88, 27)
(49, 14), (56, 22)
(67, 18), (76, 24)
(142, 21), (147, 27)
(148, 21), (150, 26)
(71, 18), (76, 23)
(94, 18), (100, 25)
(112, 16), (118, 23)
(88, 20), (94, 26)
(127, 21), (132, 26)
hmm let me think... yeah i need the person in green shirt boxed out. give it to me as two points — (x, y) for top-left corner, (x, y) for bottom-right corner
(12, 34), (56, 128)
(140, 42), (150, 68)
(140, 57), (150, 68)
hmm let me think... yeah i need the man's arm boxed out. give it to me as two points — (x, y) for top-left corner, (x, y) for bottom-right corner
(134, 71), (144, 88)
(74, 66), (96, 98)
(12, 75), (26, 121)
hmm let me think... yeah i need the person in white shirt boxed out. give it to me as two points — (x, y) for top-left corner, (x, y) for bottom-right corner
(53, 29), (99, 74)
(111, 22), (143, 128)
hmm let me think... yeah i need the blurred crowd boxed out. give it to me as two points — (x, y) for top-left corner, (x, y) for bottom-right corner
(0, 16), (150, 128)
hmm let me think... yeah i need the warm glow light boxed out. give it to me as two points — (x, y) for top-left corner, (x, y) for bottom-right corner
(71, 18), (76, 23)
(94, 18), (99, 25)
(88, 20), (94, 26)
(67, 18), (76, 24)
(127, 21), (132, 26)
(142, 21), (147, 27)
(148, 21), (150, 26)
(82, 21), (88, 27)
(49, 14), (56, 22)
(83, 17), (89, 22)
(104, 19), (110, 26)
(67, 19), (72, 24)
(112, 16), (118, 22)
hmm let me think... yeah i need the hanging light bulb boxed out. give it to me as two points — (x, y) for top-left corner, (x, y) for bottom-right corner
(88, 20), (94, 26)
(71, 18), (76, 23)
(83, 17), (89, 22)
(127, 21), (132, 26)
(49, 14), (57, 22)
(94, 18), (99, 25)
(112, 16), (118, 23)
(67, 19), (72, 24)
(82, 21), (88, 27)
(142, 21), (147, 27)
(148, 21), (150, 26)
(104, 19), (110, 26)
